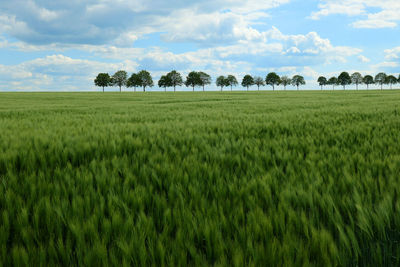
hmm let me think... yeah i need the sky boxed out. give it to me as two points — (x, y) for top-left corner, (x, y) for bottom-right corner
(0, 0), (399, 91)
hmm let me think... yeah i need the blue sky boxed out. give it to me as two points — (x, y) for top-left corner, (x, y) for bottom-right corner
(0, 0), (399, 91)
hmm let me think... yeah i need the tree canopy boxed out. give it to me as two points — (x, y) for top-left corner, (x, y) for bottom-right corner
(185, 71), (202, 91)
(338, 72), (351, 90)
(216, 76), (227, 91)
(363, 75), (374, 89)
(375, 73), (387, 90)
(158, 75), (171, 91)
(127, 73), (141, 91)
(265, 72), (280, 91)
(166, 70), (183, 92)
(281, 76), (291, 90)
(94, 73), (111, 92)
(317, 76), (327, 90)
(292, 75), (305, 90)
(111, 70), (128, 92)
(386, 75), (397, 89)
(137, 70), (154, 92)
(351, 72), (363, 90)
(199, 72), (212, 91)
(253, 77), (265, 90)
(226, 75), (238, 91)
(241, 75), (254, 90)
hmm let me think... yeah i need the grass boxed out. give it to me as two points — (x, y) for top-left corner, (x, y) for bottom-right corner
(0, 90), (400, 266)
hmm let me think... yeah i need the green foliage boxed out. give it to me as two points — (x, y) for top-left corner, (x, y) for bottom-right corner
(1, 91), (400, 266)
(241, 75), (254, 90)
(338, 72), (352, 90)
(166, 70), (183, 92)
(253, 76), (265, 90)
(158, 75), (171, 91)
(327, 77), (338, 90)
(280, 76), (292, 90)
(185, 71), (202, 91)
(351, 72), (363, 90)
(127, 73), (142, 92)
(137, 70), (154, 92)
(226, 75), (238, 91)
(375, 73), (387, 90)
(291, 75), (306, 90)
(111, 70), (128, 92)
(265, 72), (280, 90)
(386, 75), (397, 89)
(216, 76), (228, 91)
(94, 73), (111, 92)
(363, 75), (374, 89)
(199, 72), (212, 91)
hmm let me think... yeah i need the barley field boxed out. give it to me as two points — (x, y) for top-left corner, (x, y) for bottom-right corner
(1, 91), (400, 266)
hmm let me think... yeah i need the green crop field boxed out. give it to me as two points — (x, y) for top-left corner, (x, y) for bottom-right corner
(1, 91), (400, 266)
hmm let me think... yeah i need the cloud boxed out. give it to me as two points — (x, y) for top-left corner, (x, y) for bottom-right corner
(358, 55), (370, 63)
(0, 0), (291, 46)
(311, 0), (400, 29)
(384, 47), (400, 60)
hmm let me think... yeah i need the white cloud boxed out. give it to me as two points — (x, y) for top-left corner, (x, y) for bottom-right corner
(358, 55), (370, 63)
(384, 47), (400, 60)
(311, 0), (400, 29)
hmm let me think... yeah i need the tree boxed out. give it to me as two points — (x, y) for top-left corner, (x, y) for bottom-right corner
(363, 75), (374, 90)
(158, 75), (171, 92)
(241, 75), (254, 91)
(328, 77), (338, 90)
(338, 72), (351, 90)
(254, 76), (265, 90)
(127, 73), (141, 92)
(185, 71), (201, 91)
(291, 75), (305, 90)
(350, 72), (363, 90)
(386, 75), (397, 90)
(112, 70), (127, 92)
(281, 76), (291, 90)
(216, 76), (227, 91)
(265, 72), (280, 91)
(166, 70), (183, 92)
(94, 73), (111, 92)
(226, 75), (238, 91)
(375, 72), (387, 90)
(137, 70), (153, 92)
(199, 72), (211, 91)
(317, 76), (327, 90)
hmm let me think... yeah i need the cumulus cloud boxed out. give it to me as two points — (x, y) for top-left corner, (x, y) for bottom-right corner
(311, 0), (400, 29)
(0, 0), (291, 46)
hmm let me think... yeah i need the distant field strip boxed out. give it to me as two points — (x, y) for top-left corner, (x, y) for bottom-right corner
(1, 91), (400, 266)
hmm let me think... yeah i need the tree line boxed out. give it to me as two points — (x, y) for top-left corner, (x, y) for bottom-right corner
(94, 70), (306, 92)
(318, 72), (399, 90)
(95, 70), (399, 92)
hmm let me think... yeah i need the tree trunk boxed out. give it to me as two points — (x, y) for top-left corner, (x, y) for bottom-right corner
(103, 86), (104, 92)
(203, 85), (205, 92)
(321, 85), (322, 90)
(193, 85), (194, 91)
(247, 86), (249, 91)
(119, 86), (121, 92)
(356, 84), (358, 90)
(258, 85), (260, 91)
(174, 85), (176, 92)
(165, 87), (167, 92)
(297, 85), (299, 91)
(231, 85), (233, 91)
(272, 85), (274, 91)
(143, 86), (146, 92)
